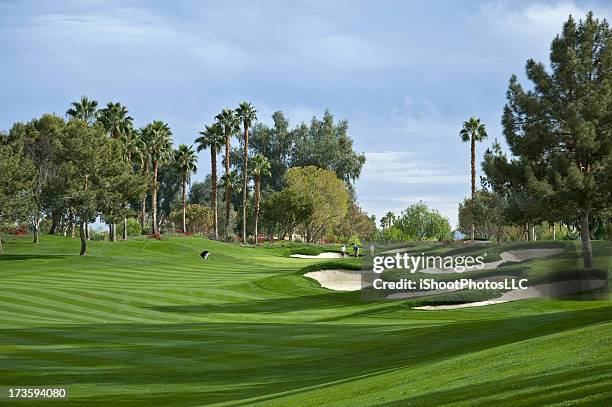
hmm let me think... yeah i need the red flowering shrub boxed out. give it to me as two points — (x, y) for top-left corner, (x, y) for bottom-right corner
(1, 224), (29, 236)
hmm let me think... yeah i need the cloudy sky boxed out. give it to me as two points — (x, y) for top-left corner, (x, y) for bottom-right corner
(1, 0), (610, 227)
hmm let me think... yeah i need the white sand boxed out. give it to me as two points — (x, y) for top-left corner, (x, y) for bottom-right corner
(414, 279), (606, 310)
(420, 248), (564, 274)
(304, 269), (366, 291)
(290, 252), (343, 259)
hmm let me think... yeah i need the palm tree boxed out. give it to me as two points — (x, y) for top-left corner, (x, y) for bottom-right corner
(66, 96), (99, 125)
(219, 170), (241, 240)
(98, 102), (133, 139)
(251, 154), (270, 245)
(119, 128), (145, 240)
(380, 211), (396, 231)
(137, 130), (151, 233)
(98, 102), (134, 240)
(460, 116), (488, 242)
(195, 124), (224, 239)
(215, 109), (240, 242)
(142, 121), (173, 235)
(120, 128), (145, 163)
(66, 96), (99, 240)
(235, 102), (257, 243)
(173, 144), (198, 234)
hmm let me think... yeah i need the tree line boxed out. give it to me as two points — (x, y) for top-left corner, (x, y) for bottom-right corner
(0, 99), (376, 253)
(456, 12), (612, 269)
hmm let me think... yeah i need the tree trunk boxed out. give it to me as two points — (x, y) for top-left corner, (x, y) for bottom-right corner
(48, 212), (60, 235)
(470, 135), (476, 243)
(32, 215), (40, 244)
(123, 217), (128, 240)
(254, 175), (260, 245)
(85, 223), (89, 240)
(140, 161), (149, 233)
(211, 147), (218, 240)
(579, 211), (593, 269)
(224, 132), (231, 242)
(140, 195), (146, 233)
(71, 222), (76, 238)
(109, 223), (116, 242)
(242, 124), (249, 244)
(152, 160), (159, 235)
(0, 235), (3, 254)
(553, 222), (556, 240)
(79, 220), (87, 256)
(470, 136), (476, 197)
(182, 175), (187, 233)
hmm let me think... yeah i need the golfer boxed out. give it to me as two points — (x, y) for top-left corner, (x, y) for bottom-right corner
(341, 245), (347, 258)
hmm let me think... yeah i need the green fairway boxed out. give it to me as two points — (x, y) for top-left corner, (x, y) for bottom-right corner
(0, 236), (611, 406)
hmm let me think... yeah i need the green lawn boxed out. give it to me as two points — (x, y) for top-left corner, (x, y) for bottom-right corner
(0, 235), (610, 406)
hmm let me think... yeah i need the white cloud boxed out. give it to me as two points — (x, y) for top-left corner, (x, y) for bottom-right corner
(361, 151), (465, 185)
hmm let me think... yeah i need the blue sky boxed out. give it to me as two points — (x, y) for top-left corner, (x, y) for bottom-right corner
(1, 0), (610, 227)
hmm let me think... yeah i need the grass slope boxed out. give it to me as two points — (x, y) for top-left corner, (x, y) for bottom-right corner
(0, 235), (610, 406)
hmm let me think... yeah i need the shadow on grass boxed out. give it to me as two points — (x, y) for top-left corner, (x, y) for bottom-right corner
(373, 363), (612, 406)
(0, 254), (72, 261)
(1, 307), (611, 400)
(150, 291), (362, 314)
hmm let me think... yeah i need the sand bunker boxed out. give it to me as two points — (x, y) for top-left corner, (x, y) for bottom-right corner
(420, 248), (564, 274)
(304, 269), (365, 291)
(414, 279), (606, 310)
(290, 252), (343, 259)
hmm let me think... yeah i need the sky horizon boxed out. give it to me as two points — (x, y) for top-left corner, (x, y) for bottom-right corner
(2, 0), (610, 228)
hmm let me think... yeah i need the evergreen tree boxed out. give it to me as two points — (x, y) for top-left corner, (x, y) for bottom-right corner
(497, 12), (611, 268)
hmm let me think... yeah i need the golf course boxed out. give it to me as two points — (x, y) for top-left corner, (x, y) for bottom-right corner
(1, 3), (612, 405)
(1, 235), (610, 406)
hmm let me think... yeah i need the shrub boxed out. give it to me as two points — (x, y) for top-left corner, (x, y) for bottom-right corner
(169, 204), (213, 234)
(118, 218), (141, 237)
(1, 224), (29, 236)
(89, 229), (108, 241)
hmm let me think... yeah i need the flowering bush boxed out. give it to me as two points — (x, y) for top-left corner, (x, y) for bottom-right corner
(1, 224), (29, 236)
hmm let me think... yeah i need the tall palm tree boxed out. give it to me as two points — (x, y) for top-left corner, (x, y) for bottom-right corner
(66, 96), (99, 240)
(251, 154), (270, 245)
(195, 124), (224, 239)
(98, 102), (134, 139)
(173, 144), (198, 234)
(137, 130), (151, 233)
(119, 128), (145, 240)
(219, 170), (241, 240)
(142, 121), (173, 235)
(66, 96), (99, 125)
(215, 109), (240, 242)
(98, 102), (133, 240)
(460, 116), (488, 241)
(235, 102), (257, 243)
